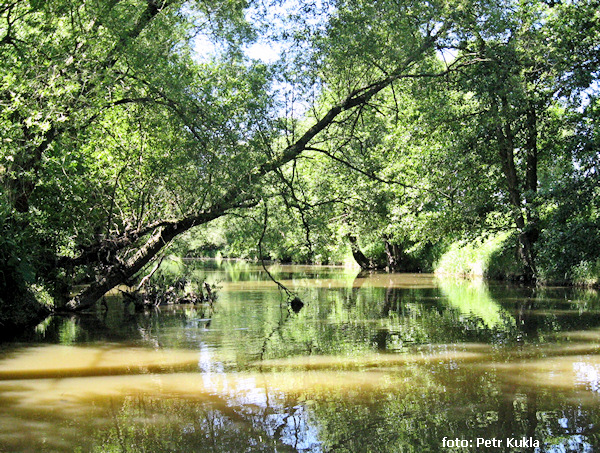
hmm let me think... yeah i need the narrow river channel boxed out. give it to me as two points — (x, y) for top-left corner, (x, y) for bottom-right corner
(1, 260), (600, 452)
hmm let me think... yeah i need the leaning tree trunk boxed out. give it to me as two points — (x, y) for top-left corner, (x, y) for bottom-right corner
(59, 27), (448, 311)
(347, 234), (374, 270)
(63, 213), (219, 311)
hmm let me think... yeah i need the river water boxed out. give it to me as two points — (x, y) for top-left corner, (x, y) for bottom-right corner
(1, 260), (600, 452)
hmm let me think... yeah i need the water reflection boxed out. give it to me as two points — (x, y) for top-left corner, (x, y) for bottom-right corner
(1, 261), (600, 451)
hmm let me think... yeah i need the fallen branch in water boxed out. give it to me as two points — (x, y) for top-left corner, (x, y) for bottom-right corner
(119, 258), (218, 310)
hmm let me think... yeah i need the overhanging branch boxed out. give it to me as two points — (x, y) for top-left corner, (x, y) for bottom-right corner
(63, 26), (449, 310)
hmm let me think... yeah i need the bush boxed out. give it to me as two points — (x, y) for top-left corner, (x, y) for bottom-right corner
(536, 218), (600, 284)
(571, 259), (600, 287)
(0, 210), (51, 336)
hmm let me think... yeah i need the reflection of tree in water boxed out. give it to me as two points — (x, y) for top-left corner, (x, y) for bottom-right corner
(251, 277), (600, 359)
(307, 373), (600, 452)
(2, 361), (600, 452)
(90, 393), (320, 452)
(11, 265), (600, 452)
(82, 380), (600, 452)
(491, 285), (600, 342)
(25, 294), (220, 349)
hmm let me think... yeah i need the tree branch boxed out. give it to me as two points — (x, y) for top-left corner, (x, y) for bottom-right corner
(62, 26), (449, 309)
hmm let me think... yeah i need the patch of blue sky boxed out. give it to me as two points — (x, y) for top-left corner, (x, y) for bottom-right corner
(244, 40), (283, 63)
(190, 0), (332, 63)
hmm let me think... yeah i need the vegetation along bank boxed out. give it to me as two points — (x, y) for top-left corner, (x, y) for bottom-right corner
(1, 0), (599, 334)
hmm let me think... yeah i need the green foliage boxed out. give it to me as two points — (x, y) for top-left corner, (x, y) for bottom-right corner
(1, 0), (600, 333)
(0, 206), (51, 333)
(572, 260), (600, 287)
(535, 96), (600, 284)
(435, 232), (521, 279)
(0, 0), (276, 322)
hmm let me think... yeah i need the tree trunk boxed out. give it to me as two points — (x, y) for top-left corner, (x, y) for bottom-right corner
(492, 96), (538, 281)
(384, 236), (404, 271)
(63, 213), (217, 311)
(347, 234), (373, 270)
(524, 103), (540, 250)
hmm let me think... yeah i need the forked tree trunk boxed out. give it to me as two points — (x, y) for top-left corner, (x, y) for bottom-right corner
(384, 237), (404, 271)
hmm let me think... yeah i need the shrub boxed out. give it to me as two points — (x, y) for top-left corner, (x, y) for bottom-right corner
(571, 259), (600, 287)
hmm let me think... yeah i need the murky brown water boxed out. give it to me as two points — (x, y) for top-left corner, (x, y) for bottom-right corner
(2, 260), (600, 452)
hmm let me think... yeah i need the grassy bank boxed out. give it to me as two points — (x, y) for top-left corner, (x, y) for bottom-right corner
(434, 232), (522, 280)
(435, 232), (600, 288)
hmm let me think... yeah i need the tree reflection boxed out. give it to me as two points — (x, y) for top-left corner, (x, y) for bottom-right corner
(92, 396), (309, 452)
(4, 263), (600, 451)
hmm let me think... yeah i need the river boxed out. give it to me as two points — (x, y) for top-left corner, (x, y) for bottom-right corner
(1, 260), (600, 452)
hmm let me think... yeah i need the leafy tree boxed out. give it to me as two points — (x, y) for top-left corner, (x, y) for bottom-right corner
(0, 0), (268, 327)
(274, 0), (600, 281)
(1, 0), (459, 331)
(3, 0), (598, 334)
(440, 0), (600, 280)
